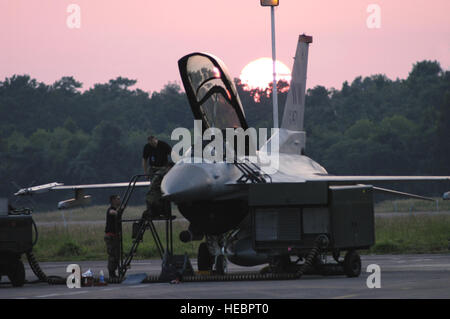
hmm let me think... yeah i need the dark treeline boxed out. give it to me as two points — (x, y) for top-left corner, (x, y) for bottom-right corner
(1, 60), (449, 205)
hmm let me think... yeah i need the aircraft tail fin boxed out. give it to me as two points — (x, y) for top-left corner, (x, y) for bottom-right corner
(281, 34), (312, 132)
(277, 34), (312, 155)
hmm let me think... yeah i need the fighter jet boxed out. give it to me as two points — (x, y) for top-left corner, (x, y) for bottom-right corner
(161, 34), (450, 273)
(15, 35), (450, 276)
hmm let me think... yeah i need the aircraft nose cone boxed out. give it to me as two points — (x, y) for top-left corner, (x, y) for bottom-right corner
(161, 164), (214, 202)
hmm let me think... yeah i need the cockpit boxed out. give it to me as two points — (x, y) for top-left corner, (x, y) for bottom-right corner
(178, 53), (248, 131)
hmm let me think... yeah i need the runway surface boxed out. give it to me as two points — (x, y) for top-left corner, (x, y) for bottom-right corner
(1, 254), (449, 299)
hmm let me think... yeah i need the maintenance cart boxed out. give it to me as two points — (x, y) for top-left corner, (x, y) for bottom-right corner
(249, 182), (375, 277)
(0, 198), (33, 287)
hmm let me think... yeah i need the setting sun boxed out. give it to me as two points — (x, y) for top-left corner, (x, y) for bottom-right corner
(240, 58), (291, 90)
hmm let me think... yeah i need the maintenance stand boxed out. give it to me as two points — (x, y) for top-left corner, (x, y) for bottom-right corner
(114, 175), (194, 283)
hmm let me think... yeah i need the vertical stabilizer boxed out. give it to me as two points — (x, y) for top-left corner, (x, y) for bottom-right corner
(281, 34), (312, 132)
(260, 35), (312, 156)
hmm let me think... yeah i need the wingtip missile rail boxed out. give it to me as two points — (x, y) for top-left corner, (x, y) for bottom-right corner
(14, 182), (64, 196)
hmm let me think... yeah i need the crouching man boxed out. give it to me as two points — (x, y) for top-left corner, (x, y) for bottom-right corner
(142, 136), (172, 219)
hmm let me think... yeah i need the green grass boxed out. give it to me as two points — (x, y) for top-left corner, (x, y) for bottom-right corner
(32, 221), (199, 262)
(31, 204), (192, 261)
(368, 215), (450, 254)
(29, 201), (450, 262)
(32, 204), (183, 223)
(374, 197), (450, 213)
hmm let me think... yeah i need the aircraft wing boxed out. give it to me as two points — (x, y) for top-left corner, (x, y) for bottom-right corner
(228, 174), (450, 201)
(305, 175), (450, 183)
(14, 181), (151, 196)
(304, 175), (450, 200)
(14, 181), (151, 209)
(265, 174), (449, 202)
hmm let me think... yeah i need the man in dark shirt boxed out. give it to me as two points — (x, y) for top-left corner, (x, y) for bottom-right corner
(142, 135), (172, 175)
(104, 195), (121, 279)
(142, 136), (172, 218)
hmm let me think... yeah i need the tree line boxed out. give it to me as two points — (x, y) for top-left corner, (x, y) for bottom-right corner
(1, 60), (449, 206)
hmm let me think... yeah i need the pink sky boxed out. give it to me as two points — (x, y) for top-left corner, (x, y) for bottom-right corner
(1, 0), (449, 93)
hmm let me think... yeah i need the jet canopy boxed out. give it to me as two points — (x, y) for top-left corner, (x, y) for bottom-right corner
(178, 53), (248, 132)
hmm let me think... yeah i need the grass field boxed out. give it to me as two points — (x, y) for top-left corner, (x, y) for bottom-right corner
(29, 199), (450, 262)
(32, 204), (183, 223)
(369, 214), (450, 254)
(375, 197), (450, 213)
(32, 221), (199, 262)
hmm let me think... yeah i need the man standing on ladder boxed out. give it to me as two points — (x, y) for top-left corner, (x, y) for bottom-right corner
(142, 136), (172, 218)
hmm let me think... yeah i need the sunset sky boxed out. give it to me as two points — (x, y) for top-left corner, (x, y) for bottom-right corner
(1, 0), (449, 93)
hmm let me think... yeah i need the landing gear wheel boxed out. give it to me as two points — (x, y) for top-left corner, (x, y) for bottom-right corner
(270, 255), (291, 273)
(312, 254), (326, 274)
(8, 258), (25, 287)
(214, 255), (226, 275)
(198, 242), (214, 271)
(332, 249), (341, 263)
(343, 250), (361, 278)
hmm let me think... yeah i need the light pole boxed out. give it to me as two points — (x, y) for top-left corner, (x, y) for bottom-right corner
(260, 0), (279, 128)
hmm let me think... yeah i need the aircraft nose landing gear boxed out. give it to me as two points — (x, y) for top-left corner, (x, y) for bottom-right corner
(214, 254), (227, 275)
(197, 242), (214, 272)
(197, 241), (227, 275)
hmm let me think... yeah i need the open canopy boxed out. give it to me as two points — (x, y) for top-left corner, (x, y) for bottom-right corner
(178, 53), (248, 132)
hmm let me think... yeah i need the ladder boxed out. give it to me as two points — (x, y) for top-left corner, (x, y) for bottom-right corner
(115, 174), (174, 280)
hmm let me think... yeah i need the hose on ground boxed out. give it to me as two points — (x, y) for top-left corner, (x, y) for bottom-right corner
(296, 234), (329, 277)
(26, 218), (67, 285)
(26, 251), (66, 285)
(24, 231), (328, 285)
(142, 235), (329, 283)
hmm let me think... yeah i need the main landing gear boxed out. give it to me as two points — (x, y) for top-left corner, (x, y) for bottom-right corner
(197, 242), (227, 275)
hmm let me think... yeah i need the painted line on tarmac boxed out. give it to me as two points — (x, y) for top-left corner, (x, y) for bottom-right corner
(331, 294), (358, 299)
(35, 290), (89, 298)
(100, 287), (120, 291)
(127, 284), (149, 289)
(36, 293), (62, 298)
(383, 264), (450, 271)
(65, 291), (89, 296)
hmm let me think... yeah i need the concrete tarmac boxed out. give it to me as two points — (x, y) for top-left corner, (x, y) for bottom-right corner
(1, 254), (449, 299)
